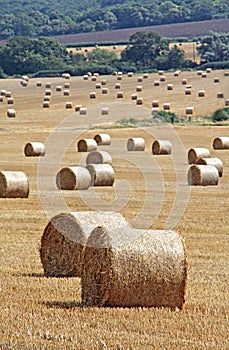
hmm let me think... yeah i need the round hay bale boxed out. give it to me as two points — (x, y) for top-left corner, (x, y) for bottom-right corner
(86, 164), (114, 186)
(206, 68), (212, 73)
(127, 72), (133, 77)
(217, 92), (224, 98)
(188, 147), (210, 164)
(174, 70), (181, 76)
(152, 100), (159, 108)
(24, 142), (46, 157)
(83, 75), (89, 80)
(224, 71), (229, 77)
(214, 77), (220, 83)
(64, 82), (70, 89)
(137, 76), (143, 82)
(63, 89), (70, 96)
(82, 227), (187, 309)
(1, 90), (6, 96)
(152, 140), (172, 155)
(77, 139), (97, 152)
(198, 90), (206, 97)
(127, 137), (145, 151)
(117, 75), (122, 81)
(7, 109), (16, 117)
(5, 91), (11, 98)
(45, 89), (52, 96)
(213, 136), (229, 150)
(201, 72), (207, 78)
(225, 99), (229, 106)
(158, 70), (164, 75)
(143, 73), (148, 79)
(185, 88), (192, 95)
(20, 80), (28, 87)
(43, 101), (50, 108)
(154, 80), (160, 86)
(163, 103), (171, 111)
(94, 73), (99, 77)
(101, 79), (107, 86)
(160, 75), (166, 82)
(45, 82), (51, 88)
(117, 91), (124, 98)
(90, 92), (96, 99)
(43, 96), (51, 102)
(7, 98), (14, 104)
(136, 97), (144, 105)
(182, 79), (188, 85)
(0, 171), (29, 198)
(115, 83), (121, 89)
(40, 211), (129, 277)
(96, 83), (101, 89)
(56, 166), (91, 190)
(65, 102), (73, 109)
(167, 84), (174, 90)
(197, 70), (203, 76)
(79, 107), (87, 115)
(102, 88), (109, 94)
(75, 104), (82, 112)
(56, 85), (62, 92)
(36, 81), (42, 87)
(131, 94), (138, 100)
(186, 107), (195, 115)
(101, 107), (109, 115)
(136, 85), (143, 92)
(94, 133), (111, 146)
(197, 157), (223, 177)
(91, 76), (97, 82)
(86, 151), (112, 165)
(188, 164), (219, 186)
(0, 96), (3, 102)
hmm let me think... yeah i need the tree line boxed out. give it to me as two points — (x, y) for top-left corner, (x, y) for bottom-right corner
(0, 31), (228, 77)
(0, 0), (228, 39)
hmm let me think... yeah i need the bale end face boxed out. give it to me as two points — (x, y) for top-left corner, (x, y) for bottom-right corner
(213, 137), (229, 150)
(77, 139), (97, 152)
(24, 142), (46, 157)
(86, 164), (114, 187)
(0, 171), (29, 198)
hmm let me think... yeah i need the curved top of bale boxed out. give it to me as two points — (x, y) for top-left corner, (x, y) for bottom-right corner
(213, 137), (229, 149)
(0, 171), (29, 198)
(94, 133), (111, 145)
(24, 142), (46, 156)
(188, 147), (210, 164)
(86, 150), (112, 165)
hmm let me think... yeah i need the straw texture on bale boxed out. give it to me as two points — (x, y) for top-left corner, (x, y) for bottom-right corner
(86, 164), (114, 186)
(86, 151), (112, 165)
(0, 171), (29, 198)
(82, 227), (187, 309)
(94, 133), (111, 146)
(152, 140), (172, 155)
(197, 157), (223, 177)
(188, 164), (219, 186)
(7, 109), (16, 117)
(213, 137), (229, 150)
(24, 142), (46, 157)
(40, 211), (129, 277)
(56, 166), (91, 190)
(77, 139), (97, 152)
(188, 148), (210, 164)
(127, 138), (145, 151)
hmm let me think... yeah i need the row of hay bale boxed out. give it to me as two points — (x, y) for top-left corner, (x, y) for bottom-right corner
(39, 210), (188, 309)
(1, 90), (16, 117)
(187, 136), (229, 186)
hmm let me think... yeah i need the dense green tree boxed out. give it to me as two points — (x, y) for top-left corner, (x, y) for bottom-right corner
(197, 31), (229, 63)
(87, 48), (118, 64)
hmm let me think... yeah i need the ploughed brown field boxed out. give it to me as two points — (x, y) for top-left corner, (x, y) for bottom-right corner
(0, 70), (228, 349)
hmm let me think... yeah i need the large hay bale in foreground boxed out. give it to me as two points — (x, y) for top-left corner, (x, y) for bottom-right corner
(0, 171), (29, 198)
(213, 137), (229, 150)
(94, 133), (111, 145)
(40, 211), (129, 277)
(188, 148), (210, 164)
(188, 164), (219, 186)
(152, 140), (172, 155)
(86, 151), (112, 165)
(82, 227), (187, 309)
(56, 166), (91, 190)
(77, 139), (97, 152)
(86, 164), (114, 186)
(197, 157), (223, 177)
(127, 138), (145, 151)
(24, 142), (46, 157)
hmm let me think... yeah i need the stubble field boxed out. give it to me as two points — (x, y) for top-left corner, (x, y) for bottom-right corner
(0, 70), (228, 349)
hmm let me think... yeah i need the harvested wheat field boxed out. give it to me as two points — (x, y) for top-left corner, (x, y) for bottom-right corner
(0, 71), (228, 349)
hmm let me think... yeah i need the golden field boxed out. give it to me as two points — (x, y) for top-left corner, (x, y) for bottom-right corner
(0, 70), (228, 349)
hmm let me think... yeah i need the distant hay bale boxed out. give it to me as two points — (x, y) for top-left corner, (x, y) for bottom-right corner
(213, 136), (229, 150)
(7, 97), (14, 104)
(5, 91), (11, 98)
(158, 70), (164, 75)
(90, 92), (96, 99)
(101, 107), (109, 115)
(182, 79), (188, 85)
(167, 84), (174, 90)
(91, 76), (97, 82)
(0, 96), (3, 102)
(64, 82), (70, 89)
(62, 73), (71, 79)
(45, 89), (52, 96)
(154, 80), (160, 86)
(186, 107), (195, 115)
(56, 85), (62, 91)
(86, 151), (112, 165)
(40, 211), (129, 277)
(163, 103), (171, 111)
(75, 104), (82, 112)
(137, 76), (143, 82)
(45, 82), (51, 88)
(151, 107), (159, 114)
(174, 71), (180, 76)
(160, 75), (166, 82)
(43, 96), (51, 102)
(65, 102), (73, 109)
(20, 79), (28, 87)
(206, 68), (212, 73)
(102, 88), (109, 94)
(1, 90), (6, 96)
(36, 81), (42, 87)
(152, 100), (159, 108)
(63, 89), (70, 96)
(188, 164), (219, 186)
(7, 109), (16, 117)
(94, 73), (99, 77)
(82, 227), (187, 309)
(185, 88), (192, 95)
(152, 140), (172, 155)
(112, 71), (118, 76)
(131, 94), (138, 100)
(101, 79), (107, 86)
(201, 72), (207, 78)
(136, 97), (144, 105)
(86, 164), (114, 186)
(127, 138), (145, 151)
(217, 92), (224, 98)
(136, 85), (143, 92)
(83, 75), (89, 80)
(143, 73), (148, 79)
(214, 77), (220, 83)
(56, 166), (91, 190)
(77, 138), (97, 152)
(197, 70), (203, 76)
(197, 157), (223, 177)
(117, 75), (122, 81)
(117, 91), (124, 98)
(96, 83), (101, 89)
(94, 133), (111, 146)
(79, 107), (87, 115)
(117, 72), (122, 76)
(22, 75), (29, 82)
(0, 171), (29, 198)
(198, 90), (206, 97)
(188, 147), (210, 164)
(127, 72), (133, 77)
(224, 71), (229, 77)
(115, 83), (121, 89)
(225, 99), (229, 106)
(43, 101), (50, 108)
(24, 142), (46, 157)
